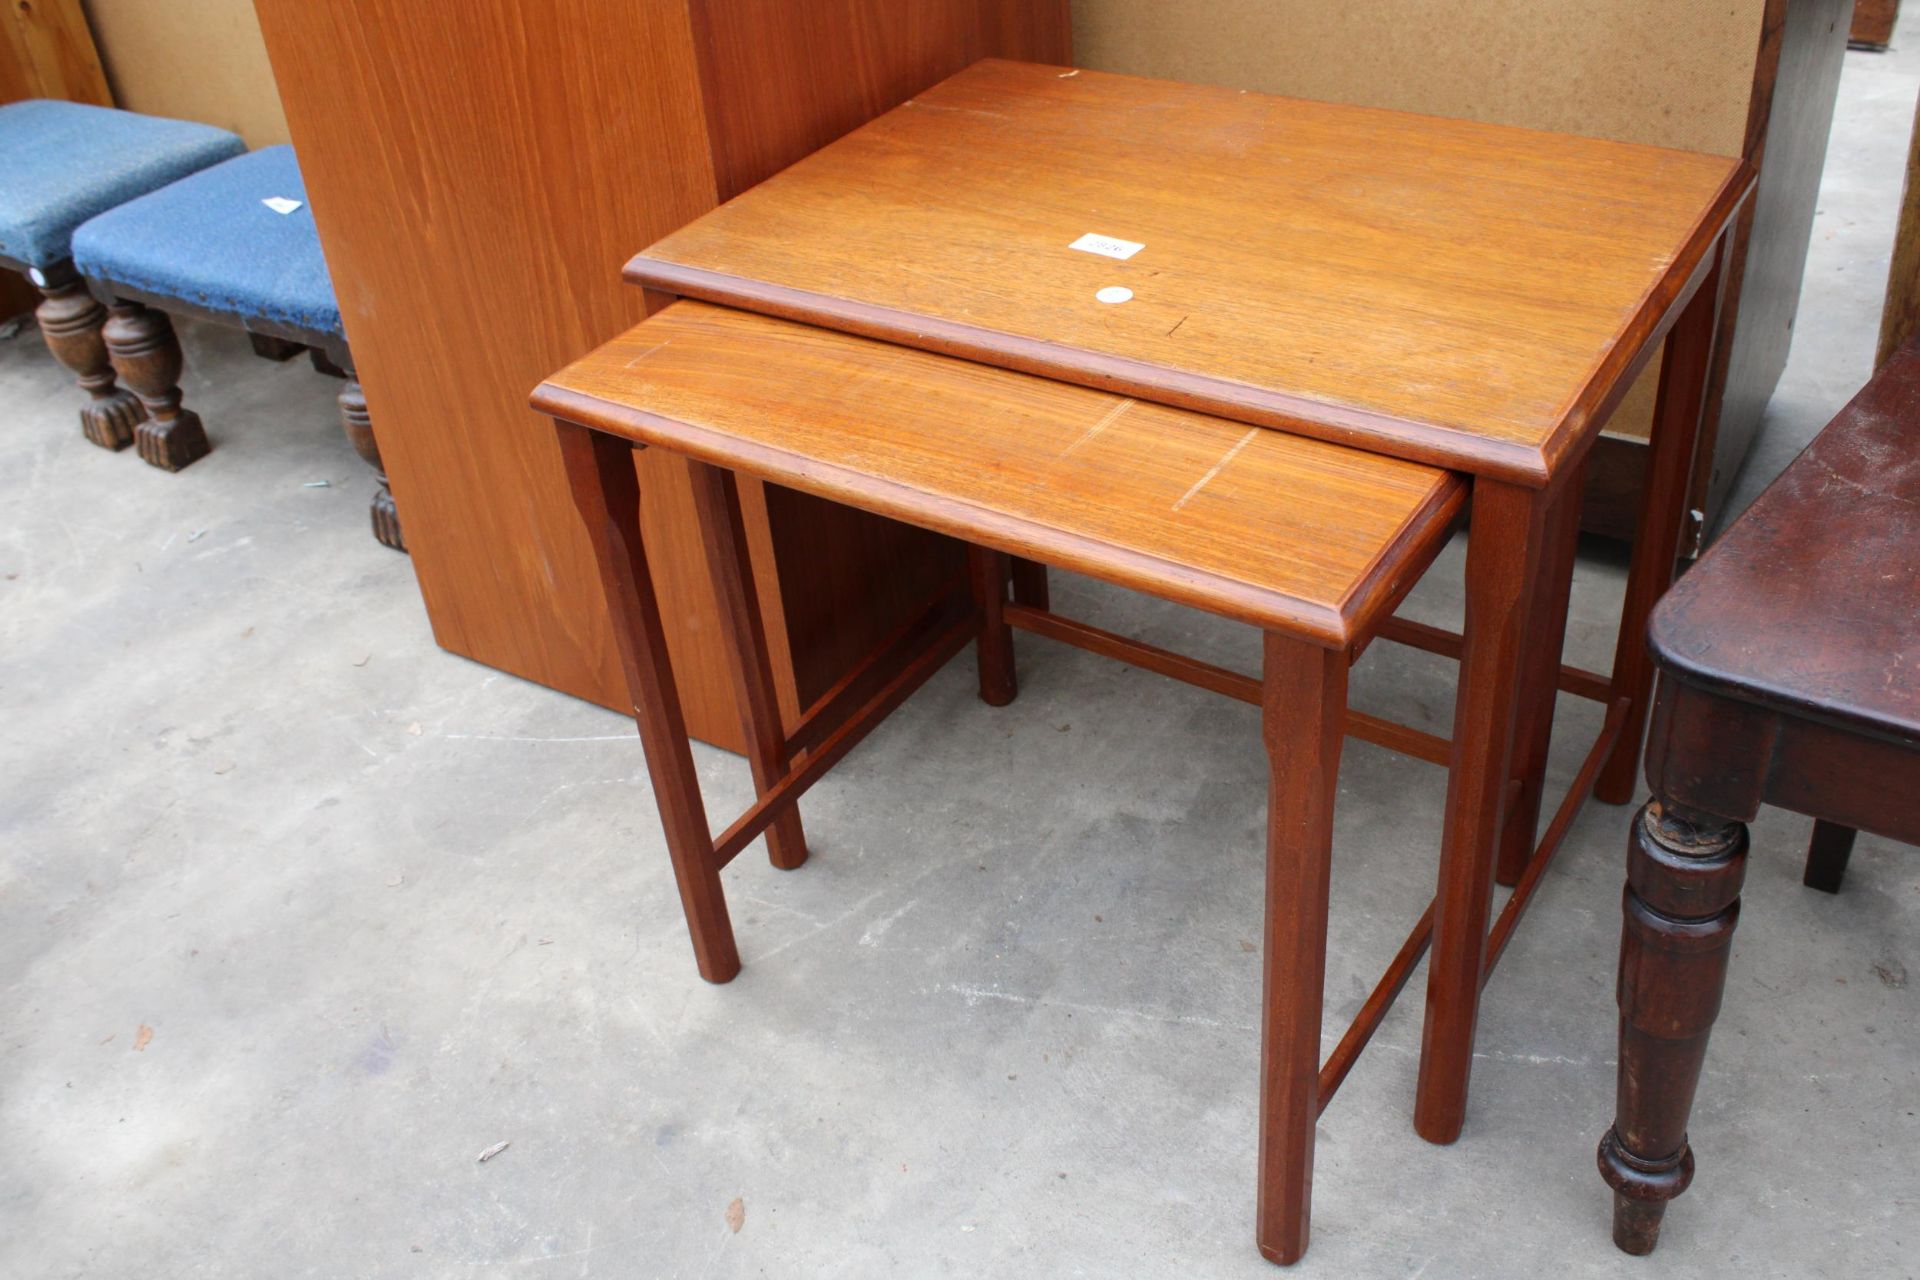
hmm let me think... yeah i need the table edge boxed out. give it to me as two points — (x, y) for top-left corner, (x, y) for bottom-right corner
(624, 257), (1552, 486)
(532, 381), (1464, 648)
(1539, 160), (1759, 477)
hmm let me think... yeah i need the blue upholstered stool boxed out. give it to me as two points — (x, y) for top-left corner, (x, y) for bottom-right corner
(0, 99), (243, 451)
(68, 146), (401, 549)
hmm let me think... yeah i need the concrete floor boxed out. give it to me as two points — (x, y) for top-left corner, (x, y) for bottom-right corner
(4, 38), (1918, 1280)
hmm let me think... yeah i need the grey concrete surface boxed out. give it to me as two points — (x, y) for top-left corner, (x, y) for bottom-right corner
(4, 34), (1918, 1280)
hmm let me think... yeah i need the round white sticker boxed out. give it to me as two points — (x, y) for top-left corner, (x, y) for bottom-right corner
(1095, 286), (1133, 305)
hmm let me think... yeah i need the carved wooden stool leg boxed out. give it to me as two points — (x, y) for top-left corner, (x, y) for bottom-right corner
(103, 301), (210, 471)
(687, 460), (808, 872)
(968, 545), (1018, 706)
(337, 378), (405, 551)
(31, 263), (144, 450)
(1010, 556), (1050, 610)
(1256, 633), (1347, 1265)
(1598, 799), (1747, 1255)
(1802, 819), (1855, 894)
(557, 422), (739, 982)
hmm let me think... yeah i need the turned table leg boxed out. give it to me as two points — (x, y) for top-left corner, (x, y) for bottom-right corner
(30, 263), (143, 450)
(969, 545), (1018, 707)
(103, 301), (210, 471)
(1255, 633), (1347, 1265)
(337, 377), (405, 551)
(1598, 798), (1747, 1254)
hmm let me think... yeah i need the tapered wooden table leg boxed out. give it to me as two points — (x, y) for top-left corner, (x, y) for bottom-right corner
(1256, 633), (1346, 1265)
(969, 545), (1018, 707)
(1010, 556), (1050, 610)
(1801, 819), (1855, 893)
(104, 301), (210, 471)
(1598, 798), (1746, 1254)
(1415, 480), (1549, 1143)
(1496, 463), (1586, 885)
(557, 422), (739, 982)
(32, 262), (143, 450)
(1599, 253), (1724, 805)
(688, 460), (808, 871)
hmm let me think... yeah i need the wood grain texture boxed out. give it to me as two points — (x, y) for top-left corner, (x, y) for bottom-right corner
(555, 421), (737, 983)
(1882, 93), (1920, 367)
(687, 0), (1070, 201)
(1599, 254), (1726, 804)
(1649, 339), (1920, 745)
(1255, 634), (1347, 1264)
(634, 60), (1752, 486)
(536, 303), (1464, 646)
(253, 1), (1063, 747)
(1413, 480), (1548, 1144)
(1, 0), (111, 105)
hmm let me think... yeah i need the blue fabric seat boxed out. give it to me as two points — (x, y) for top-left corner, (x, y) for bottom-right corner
(71, 145), (342, 338)
(0, 99), (244, 271)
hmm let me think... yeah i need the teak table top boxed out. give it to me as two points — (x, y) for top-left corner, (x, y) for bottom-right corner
(631, 59), (1754, 486)
(534, 302), (1464, 646)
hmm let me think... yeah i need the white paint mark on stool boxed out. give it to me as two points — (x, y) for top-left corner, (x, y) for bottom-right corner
(1172, 429), (1258, 511)
(1095, 286), (1133, 304)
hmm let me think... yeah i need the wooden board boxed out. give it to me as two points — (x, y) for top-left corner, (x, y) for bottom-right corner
(1, 0), (111, 106)
(1702, 0), (1853, 532)
(635, 60), (1749, 487)
(84, 0), (286, 145)
(252, 1), (1070, 746)
(537, 303), (1463, 644)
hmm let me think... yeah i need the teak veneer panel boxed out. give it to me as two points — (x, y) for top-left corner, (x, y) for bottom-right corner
(251, 1), (1069, 746)
(635, 61), (1750, 487)
(537, 303), (1462, 645)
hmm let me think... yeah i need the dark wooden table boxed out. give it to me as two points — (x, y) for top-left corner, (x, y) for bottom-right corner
(1598, 340), (1920, 1253)
(628, 59), (1757, 1143)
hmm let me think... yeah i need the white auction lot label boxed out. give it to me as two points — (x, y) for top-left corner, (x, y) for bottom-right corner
(1069, 233), (1145, 261)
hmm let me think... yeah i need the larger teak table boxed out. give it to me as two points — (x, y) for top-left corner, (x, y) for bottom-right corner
(627, 59), (1758, 1142)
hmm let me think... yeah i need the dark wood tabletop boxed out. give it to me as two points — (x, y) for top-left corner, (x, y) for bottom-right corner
(631, 59), (1752, 484)
(1649, 340), (1920, 745)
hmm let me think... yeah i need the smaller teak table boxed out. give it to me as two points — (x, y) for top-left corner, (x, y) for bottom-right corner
(536, 300), (1472, 1263)
(1598, 340), (1920, 1253)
